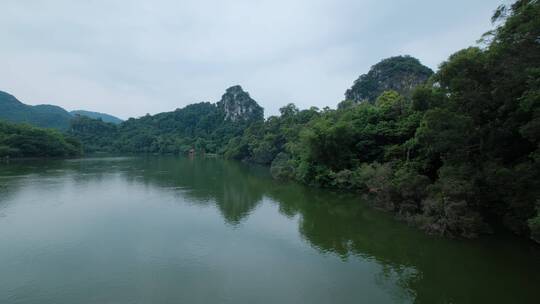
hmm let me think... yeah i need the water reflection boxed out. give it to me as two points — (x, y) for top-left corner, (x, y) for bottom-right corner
(1, 156), (539, 304)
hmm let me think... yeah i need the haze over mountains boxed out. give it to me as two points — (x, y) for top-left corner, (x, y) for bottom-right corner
(0, 90), (123, 129)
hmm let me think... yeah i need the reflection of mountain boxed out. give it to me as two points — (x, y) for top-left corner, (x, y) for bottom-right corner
(1, 157), (539, 303)
(118, 157), (267, 225)
(0, 157), (266, 225)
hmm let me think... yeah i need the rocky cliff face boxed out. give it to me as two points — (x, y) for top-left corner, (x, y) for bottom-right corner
(345, 56), (433, 103)
(217, 85), (264, 122)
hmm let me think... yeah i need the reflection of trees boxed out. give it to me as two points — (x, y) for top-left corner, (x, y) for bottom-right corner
(1, 157), (539, 303)
(263, 183), (540, 304)
(126, 158), (540, 303)
(0, 159), (81, 210)
(0, 174), (20, 212)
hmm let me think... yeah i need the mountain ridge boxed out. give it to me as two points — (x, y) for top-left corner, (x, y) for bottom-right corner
(70, 110), (123, 124)
(0, 90), (123, 129)
(69, 85), (264, 153)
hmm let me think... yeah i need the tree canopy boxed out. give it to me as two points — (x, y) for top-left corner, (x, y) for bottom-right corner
(0, 121), (81, 158)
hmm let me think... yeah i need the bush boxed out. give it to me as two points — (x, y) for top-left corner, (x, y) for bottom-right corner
(270, 153), (295, 180)
(354, 163), (396, 210)
(419, 197), (485, 238)
(393, 168), (431, 216)
(417, 165), (488, 238)
(528, 202), (540, 243)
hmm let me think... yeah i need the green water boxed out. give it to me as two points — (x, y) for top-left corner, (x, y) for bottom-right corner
(0, 156), (539, 304)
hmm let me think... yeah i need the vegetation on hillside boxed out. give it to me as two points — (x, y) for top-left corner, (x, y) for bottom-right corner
(0, 90), (124, 130)
(69, 86), (263, 154)
(0, 91), (73, 130)
(70, 110), (123, 124)
(344, 55), (433, 104)
(0, 121), (81, 158)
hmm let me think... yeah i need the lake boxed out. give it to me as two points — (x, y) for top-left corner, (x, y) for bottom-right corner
(0, 156), (539, 304)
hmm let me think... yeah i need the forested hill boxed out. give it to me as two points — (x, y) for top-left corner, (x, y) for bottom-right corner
(0, 90), (123, 129)
(344, 56), (434, 104)
(69, 85), (264, 153)
(221, 0), (540, 242)
(0, 91), (74, 130)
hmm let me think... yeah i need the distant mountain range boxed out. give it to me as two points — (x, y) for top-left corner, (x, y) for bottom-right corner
(0, 90), (123, 129)
(70, 110), (123, 124)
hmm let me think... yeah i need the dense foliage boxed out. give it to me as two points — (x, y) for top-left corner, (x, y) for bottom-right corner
(69, 86), (264, 154)
(221, 0), (540, 241)
(0, 121), (81, 158)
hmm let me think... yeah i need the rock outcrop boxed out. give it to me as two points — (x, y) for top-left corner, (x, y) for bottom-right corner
(217, 86), (264, 122)
(345, 56), (433, 103)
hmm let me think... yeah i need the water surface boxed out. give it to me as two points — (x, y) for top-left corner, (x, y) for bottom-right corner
(0, 156), (539, 303)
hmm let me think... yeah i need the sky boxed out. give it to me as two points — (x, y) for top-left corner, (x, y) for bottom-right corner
(0, 0), (505, 119)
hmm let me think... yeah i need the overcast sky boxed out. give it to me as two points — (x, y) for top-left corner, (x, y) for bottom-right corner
(0, 0), (505, 119)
